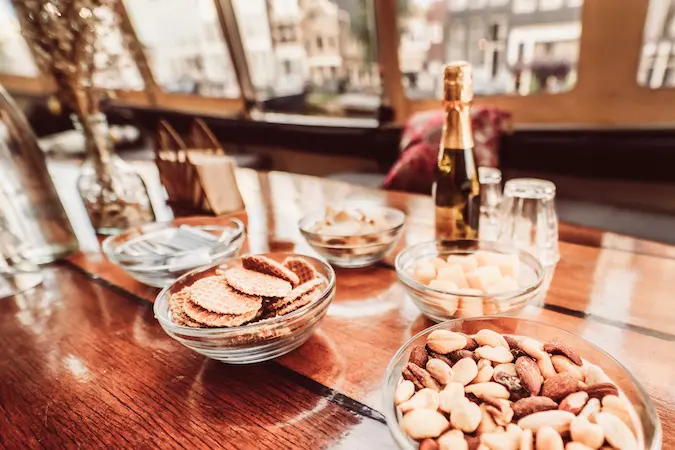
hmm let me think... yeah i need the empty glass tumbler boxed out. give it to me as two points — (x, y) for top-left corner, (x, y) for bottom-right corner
(0, 213), (42, 300)
(478, 167), (503, 241)
(497, 178), (560, 266)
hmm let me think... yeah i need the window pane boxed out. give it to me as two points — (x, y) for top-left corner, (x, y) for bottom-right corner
(123, 0), (239, 98)
(93, 7), (144, 91)
(0, 0), (39, 77)
(637, 0), (675, 89)
(232, 0), (381, 117)
(399, 0), (582, 98)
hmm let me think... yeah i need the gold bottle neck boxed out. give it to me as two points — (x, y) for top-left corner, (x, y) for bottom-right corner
(441, 101), (474, 150)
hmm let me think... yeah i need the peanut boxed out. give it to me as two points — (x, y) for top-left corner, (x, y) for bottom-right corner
(566, 444), (594, 450)
(401, 409), (450, 440)
(478, 403), (499, 433)
(480, 424), (522, 450)
(427, 330), (468, 354)
(601, 395), (633, 427)
(450, 398), (482, 433)
(493, 363), (517, 377)
(439, 382), (465, 413)
(536, 426), (564, 450)
(570, 416), (605, 449)
(475, 329), (510, 349)
(473, 365), (495, 384)
(517, 410), (575, 433)
(559, 391), (589, 415)
(551, 355), (585, 381)
(478, 358), (493, 370)
(394, 380), (415, 405)
(452, 357), (479, 386)
(594, 412), (638, 450)
(578, 397), (601, 420)
(520, 428), (534, 450)
(427, 358), (453, 385)
(438, 429), (467, 450)
(465, 382), (510, 399)
(399, 388), (440, 413)
(519, 338), (556, 378)
(476, 345), (514, 363)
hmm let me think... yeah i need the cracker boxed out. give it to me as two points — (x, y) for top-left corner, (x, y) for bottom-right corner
(189, 275), (262, 315)
(242, 255), (300, 286)
(169, 288), (202, 327)
(223, 267), (292, 298)
(273, 286), (323, 317)
(282, 256), (320, 284)
(267, 277), (324, 311)
(183, 297), (260, 327)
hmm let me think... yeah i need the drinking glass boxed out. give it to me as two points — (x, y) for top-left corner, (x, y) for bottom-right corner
(497, 178), (560, 266)
(478, 167), (502, 241)
(0, 214), (42, 300)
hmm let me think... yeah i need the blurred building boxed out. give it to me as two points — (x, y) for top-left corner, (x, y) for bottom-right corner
(444, 0), (583, 95)
(638, 0), (675, 88)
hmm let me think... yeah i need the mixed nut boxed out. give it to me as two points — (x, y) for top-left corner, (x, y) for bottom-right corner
(394, 329), (639, 449)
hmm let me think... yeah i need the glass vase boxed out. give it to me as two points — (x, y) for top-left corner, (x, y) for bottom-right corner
(0, 84), (78, 264)
(75, 113), (155, 235)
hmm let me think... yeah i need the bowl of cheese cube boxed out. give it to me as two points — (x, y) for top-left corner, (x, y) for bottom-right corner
(395, 240), (545, 322)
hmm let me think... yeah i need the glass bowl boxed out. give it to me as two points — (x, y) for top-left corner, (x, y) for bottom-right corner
(102, 218), (245, 287)
(298, 206), (406, 268)
(395, 240), (545, 321)
(382, 317), (661, 450)
(153, 253), (336, 364)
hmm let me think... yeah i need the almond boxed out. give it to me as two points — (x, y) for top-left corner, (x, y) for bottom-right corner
(512, 396), (559, 420)
(541, 373), (582, 402)
(543, 340), (583, 366)
(447, 349), (478, 363)
(427, 350), (455, 367)
(516, 356), (543, 396)
(464, 335), (479, 351)
(559, 391), (589, 415)
(409, 345), (430, 367)
(584, 383), (618, 399)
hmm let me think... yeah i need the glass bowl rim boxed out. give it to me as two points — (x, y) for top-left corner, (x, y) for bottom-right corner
(102, 217), (245, 264)
(382, 316), (662, 450)
(394, 240), (545, 299)
(298, 205), (406, 240)
(153, 252), (336, 337)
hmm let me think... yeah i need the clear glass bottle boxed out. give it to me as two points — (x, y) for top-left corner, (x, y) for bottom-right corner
(75, 113), (155, 235)
(478, 166), (503, 241)
(0, 84), (78, 264)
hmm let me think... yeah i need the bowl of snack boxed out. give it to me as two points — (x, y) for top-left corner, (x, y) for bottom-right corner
(103, 218), (245, 287)
(395, 240), (545, 321)
(298, 205), (406, 268)
(153, 253), (335, 364)
(383, 317), (660, 449)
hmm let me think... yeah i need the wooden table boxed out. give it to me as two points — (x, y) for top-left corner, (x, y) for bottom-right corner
(2, 164), (674, 448)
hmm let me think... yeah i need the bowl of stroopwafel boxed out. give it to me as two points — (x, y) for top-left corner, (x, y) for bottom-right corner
(154, 253), (336, 364)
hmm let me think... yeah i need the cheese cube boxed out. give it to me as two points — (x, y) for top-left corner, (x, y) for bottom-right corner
(485, 276), (519, 295)
(456, 288), (484, 317)
(414, 261), (437, 285)
(494, 254), (520, 279)
(429, 279), (458, 292)
(466, 266), (503, 291)
(436, 264), (469, 289)
(474, 251), (495, 267)
(429, 257), (449, 270)
(447, 254), (479, 274)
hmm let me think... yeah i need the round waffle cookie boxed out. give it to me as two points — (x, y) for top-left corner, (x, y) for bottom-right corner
(183, 296), (261, 327)
(266, 277), (325, 317)
(223, 267), (292, 298)
(242, 255), (300, 286)
(189, 275), (262, 315)
(282, 256), (320, 285)
(169, 288), (202, 328)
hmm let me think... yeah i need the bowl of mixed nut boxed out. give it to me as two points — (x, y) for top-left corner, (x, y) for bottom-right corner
(395, 240), (545, 321)
(154, 253), (335, 364)
(298, 205), (405, 268)
(383, 317), (661, 449)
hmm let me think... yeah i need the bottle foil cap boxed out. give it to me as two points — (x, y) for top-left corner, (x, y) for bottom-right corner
(443, 61), (473, 103)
